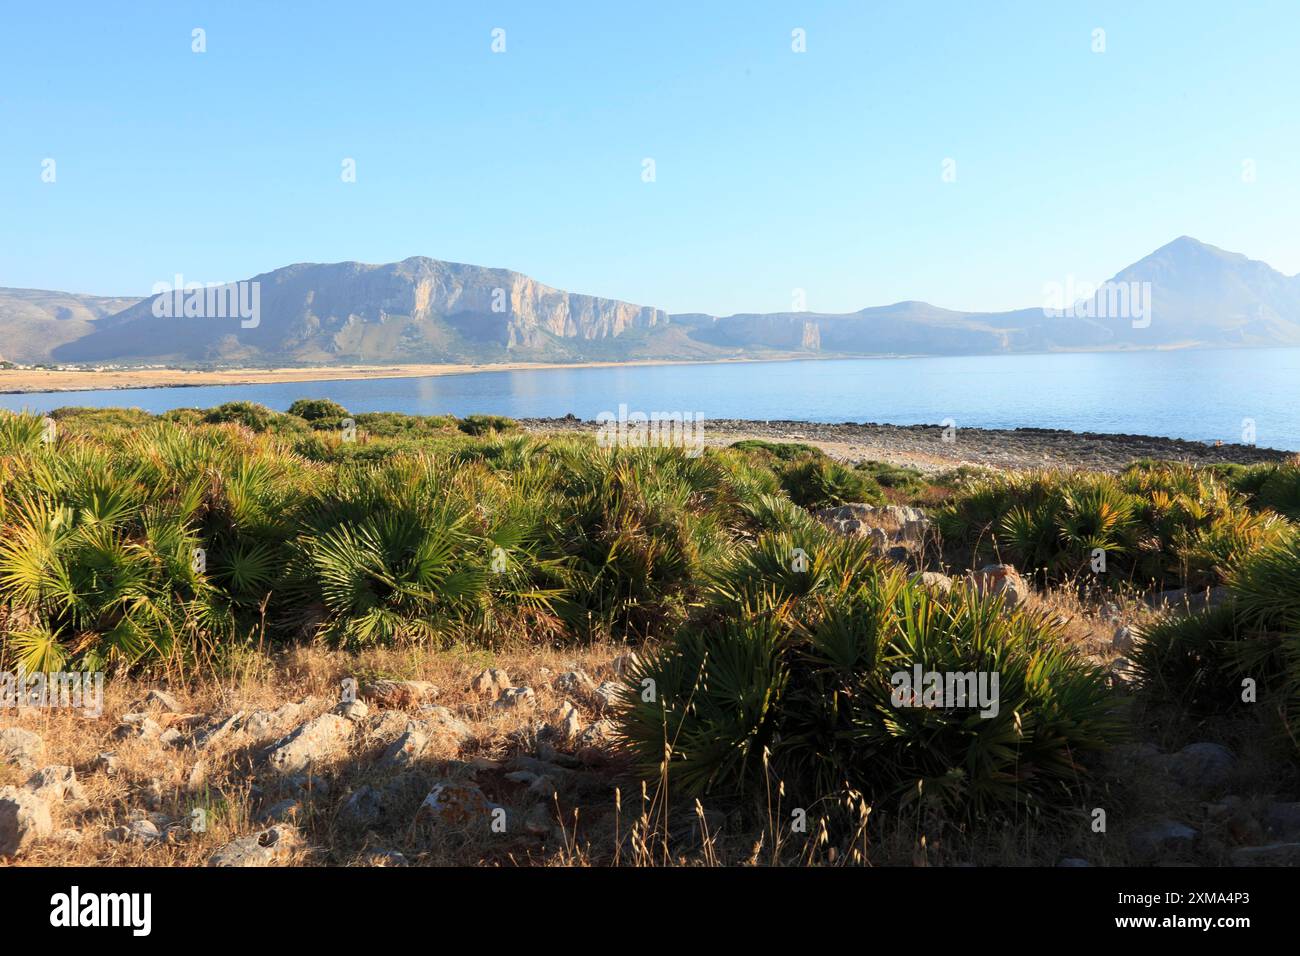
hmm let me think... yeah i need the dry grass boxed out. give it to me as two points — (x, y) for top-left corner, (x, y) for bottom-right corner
(2, 598), (1292, 869)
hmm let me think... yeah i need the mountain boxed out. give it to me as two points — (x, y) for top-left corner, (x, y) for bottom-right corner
(4, 237), (1299, 367)
(695, 238), (1300, 355)
(0, 289), (142, 364)
(51, 258), (670, 366)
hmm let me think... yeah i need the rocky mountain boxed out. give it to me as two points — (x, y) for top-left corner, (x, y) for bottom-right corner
(50, 258), (669, 366)
(4, 238), (1299, 367)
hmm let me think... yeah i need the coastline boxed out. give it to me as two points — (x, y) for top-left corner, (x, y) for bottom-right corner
(0, 358), (771, 395)
(0, 343), (1235, 395)
(522, 417), (1294, 474)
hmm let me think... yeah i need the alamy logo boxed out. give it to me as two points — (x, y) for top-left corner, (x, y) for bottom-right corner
(151, 273), (261, 328)
(1042, 276), (1152, 329)
(49, 886), (152, 936)
(595, 404), (705, 457)
(890, 665), (1000, 718)
(1, 670), (103, 717)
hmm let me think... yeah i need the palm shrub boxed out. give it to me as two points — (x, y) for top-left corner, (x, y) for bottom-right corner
(620, 533), (1122, 822)
(780, 456), (884, 510)
(201, 401), (278, 432)
(543, 445), (734, 640)
(290, 456), (490, 646)
(1250, 460), (1300, 521)
(938, 467), (1292, 590)
(1134, 530), (1300, 740)
(0, 468), (220, 673)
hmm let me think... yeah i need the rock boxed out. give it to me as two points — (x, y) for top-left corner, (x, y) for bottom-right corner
(1228, 842), (1300, 866)
(417, 781), (494, 826)
(264, 713), (354, 775)
(1263, 802), (1300, 841)
(340, 785), (387, 828)
(159, 728), (183, 748)
(1163, 743), (1235, 790)
(885, 544), (912, 563)
(553, 670), (596, 697)
(93, 751), (119, 776)
(24, 766), (85, 805)
(552, 700), (582, 741)
(243, 701), (311, 741)
(505, 770), (558, 799)
(471, 668), (510, 697)
(362, 849), (409, 867)
(366, 679), (439, 709)
(340, 771), (431, 829)
(968, 564), (1029, 608)
(917, 572), (953, 593)
(105, 819), (161, 846)
(814, 503), (877, 526)
(507, 755), (573, 779)
(136, 689), (181, 713)
(1148, 586), (1231, 613)
(164, 822), (193, 845)
(0, 727), (45, 770)
(814, 504), (928, 542)
(422, 707), (474, 747)
(332, 699), (370, 721)
(380, 728), (431, 770)
(0, 786), (53, 856)
(494, 687), (536, 710)
(365, 709), (414, 745)
(535, 742), (581, 767)
(207, 825), (298, 867)
(114, 713), (163, 741)
(53, 828), (83, 846)
(524, 803), (555, 836)
(578, 719), (616, 751)
(1204, 797), (1263, 845)
(256, 799), (302, 825)
(379, 709), (471, 763)
(1130, 820), (1198, 861)
(901, 517), (931, 541)
(593, 681), (623, 713)
(192, 712), (246, 750)
(286, 774), (331, 801)
(1057, 857), (1092, 867)
(1112, 625), (1135, 654)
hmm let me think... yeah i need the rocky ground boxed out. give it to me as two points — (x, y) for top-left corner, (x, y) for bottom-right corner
(520, 417), (1293, 474)
(2, 503), (1297, 868)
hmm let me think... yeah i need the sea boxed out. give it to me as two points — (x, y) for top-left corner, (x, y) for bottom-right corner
(3, 347), (1299, 451)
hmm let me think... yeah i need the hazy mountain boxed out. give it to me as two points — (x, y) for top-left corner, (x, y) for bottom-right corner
(4, 237), (1298, 367)
(697, 238), (1300, 355)
(0, 288), (142, 364)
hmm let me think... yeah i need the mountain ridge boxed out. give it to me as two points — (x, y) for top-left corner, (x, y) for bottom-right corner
(4, 237), (1299, 366)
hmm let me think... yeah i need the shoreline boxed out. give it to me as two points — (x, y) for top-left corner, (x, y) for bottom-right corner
(0, 357), (778, 395)
(521, 417), (1294, 474)
(0, 343), (1252, 395)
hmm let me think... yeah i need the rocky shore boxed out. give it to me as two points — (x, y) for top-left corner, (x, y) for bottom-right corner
(520, 417), (1293, 474)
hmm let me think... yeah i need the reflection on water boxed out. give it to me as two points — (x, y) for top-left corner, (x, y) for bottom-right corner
(3, 348), (1299, 450)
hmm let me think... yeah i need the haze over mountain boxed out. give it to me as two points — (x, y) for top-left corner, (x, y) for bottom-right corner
(3, 237), (1299, 367)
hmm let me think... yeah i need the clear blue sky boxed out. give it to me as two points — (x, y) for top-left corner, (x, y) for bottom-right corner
(2, 1), (1297, 315)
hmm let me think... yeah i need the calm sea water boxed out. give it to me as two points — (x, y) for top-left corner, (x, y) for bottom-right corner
(4, 348), (1299, 450)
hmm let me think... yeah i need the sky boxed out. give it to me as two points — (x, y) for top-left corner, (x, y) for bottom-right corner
(2, 1), (1298, 316)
